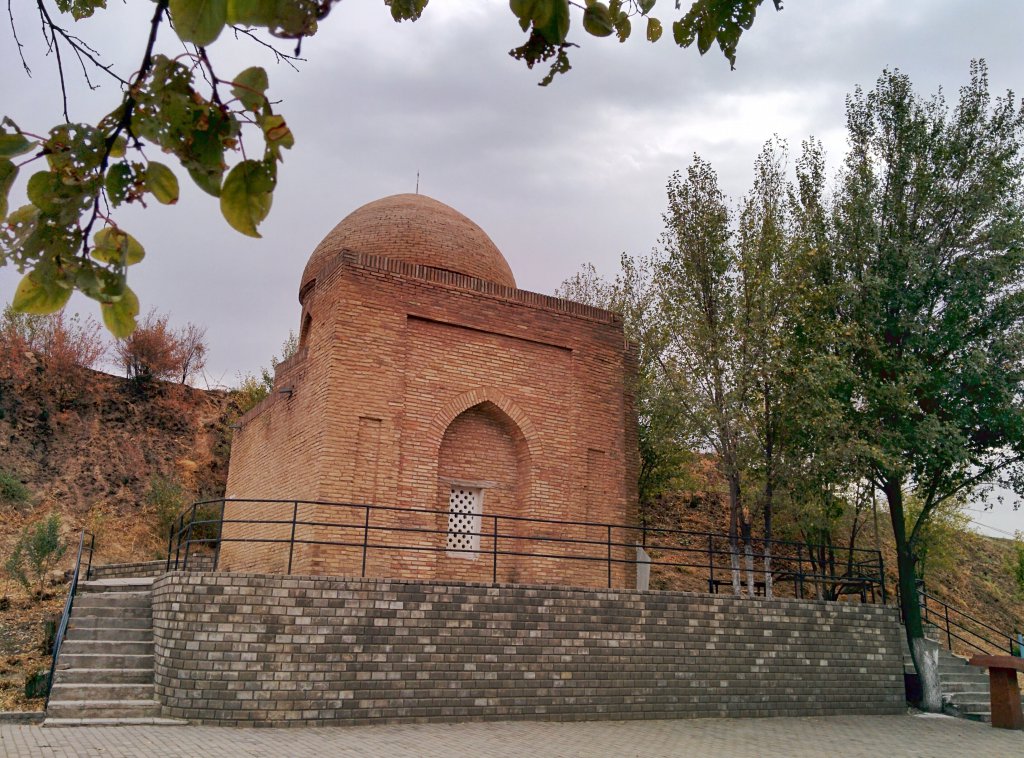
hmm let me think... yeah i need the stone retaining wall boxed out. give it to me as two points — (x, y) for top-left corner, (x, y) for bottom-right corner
(152, 572), (905, 727)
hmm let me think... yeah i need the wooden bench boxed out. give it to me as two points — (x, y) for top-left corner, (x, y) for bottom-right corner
(968, 655), (1024, 729)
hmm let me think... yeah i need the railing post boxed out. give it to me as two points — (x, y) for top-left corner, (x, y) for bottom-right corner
(944, 605), (952, 651)
(796, 546), (804, 600)
(173, 513), (184, 571)
(606, 526), (613, 588)
(212, 500), (225, 572)
(361, 505), (371, 578)
(166, 515), (178, 572)
(879, 553), (886, 605)
(707, 534), (715, 593)
(182, 512), (195, 571)
(86, 533), (94, 579)
(492, 516), (499, 584)
(287, 501), (298, 574)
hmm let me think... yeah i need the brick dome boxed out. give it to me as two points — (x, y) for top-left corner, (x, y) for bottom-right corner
(301, 194), (516, 300)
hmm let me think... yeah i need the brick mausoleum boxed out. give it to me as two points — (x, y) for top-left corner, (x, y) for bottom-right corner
(220, 193), (639, 587)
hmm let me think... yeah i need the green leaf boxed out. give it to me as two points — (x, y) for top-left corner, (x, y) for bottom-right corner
(12, 271), (72, 315)
(646, 16), (662, 42)
(613, 12), (631, 42)
(639, 0), (656, 13)
(0, 133), (34, 158)
(226, 0), (275, 26)
(187, 164), (223, 198)
(231, 66), (269, 110)
(169, 0), (227, 47)
(583, 3), (614, 37)
(101, 286), (140, 338)
(109, 134), (128, 158)
(0, 159), (16, 218)
(536, 0), (570, 44)
(388, 0), (428, 22)
(105, 163), (134, 206)
(26, 171), (62, 213)
(146, 162), (179, 205)
(220, 159), (274, 237)
(91, 226), (145, 266)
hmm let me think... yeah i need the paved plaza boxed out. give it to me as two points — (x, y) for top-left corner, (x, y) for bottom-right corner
(1, 713), (1023, 757)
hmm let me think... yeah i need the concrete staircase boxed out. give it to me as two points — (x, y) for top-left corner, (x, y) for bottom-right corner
(44, 577), (183, 727)
(901, 627), (1024, 722)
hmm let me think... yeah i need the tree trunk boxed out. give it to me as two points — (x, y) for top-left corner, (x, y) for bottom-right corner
(762, 483), (773, 599)
(741, 509), (755, 596)
(728, 474), (742, 595)
(885, 478), (941, 712)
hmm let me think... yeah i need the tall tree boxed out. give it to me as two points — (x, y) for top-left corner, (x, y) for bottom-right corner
(831, 61), (1024, 710)
(735, 138), (795, 597)
(659, 158), (750, 593)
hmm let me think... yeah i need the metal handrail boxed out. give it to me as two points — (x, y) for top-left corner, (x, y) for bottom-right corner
(46, 529), (94, 704)
(166, 498), (885, 601)
(919, 589), (1020, 657)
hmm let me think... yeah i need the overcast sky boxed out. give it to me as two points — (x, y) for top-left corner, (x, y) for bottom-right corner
(1, 1), (1022, 536)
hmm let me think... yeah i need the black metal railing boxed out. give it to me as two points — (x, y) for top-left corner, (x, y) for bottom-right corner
(46, 529), (94, 704)
(166, 498), (885, 602)
(919, 588), (1021, 658)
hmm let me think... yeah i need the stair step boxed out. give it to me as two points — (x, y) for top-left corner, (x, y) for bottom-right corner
(56, 653), (154, 670)
(45, 699), (162, 719)
(68, 606), (152, 620)
(54, 668), (154, 685)
(49, 682), (154, 701)
(69, 616), (151, 630)
(78, 578), (155, 592)
(61, 640), (153, 656)
(74, 592), (152, 609)
(65, 626), (152, 642)
(43, 717), (187, 727)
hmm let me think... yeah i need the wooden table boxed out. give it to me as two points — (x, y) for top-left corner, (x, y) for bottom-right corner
(968, 655), (1024, 729)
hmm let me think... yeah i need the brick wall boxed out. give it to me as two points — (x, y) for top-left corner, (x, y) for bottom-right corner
(152, 572), (905, 727)
(221, 250), (636, 587)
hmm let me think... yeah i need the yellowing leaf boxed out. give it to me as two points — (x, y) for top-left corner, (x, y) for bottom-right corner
(101, 286), (140, 338)
(169, 0), (227, 47)
(12, 271), (72, 315)
(146, 162), (179, 205)
(220, 160), (274, 237)
(92, 226), (146, 266)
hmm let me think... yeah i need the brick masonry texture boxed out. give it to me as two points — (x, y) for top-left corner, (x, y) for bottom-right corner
(221, 194), (639, 587)
(151, 572), (906, 727)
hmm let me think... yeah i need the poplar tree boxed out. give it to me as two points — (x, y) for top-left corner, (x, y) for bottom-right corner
(831, 61), (1024, 710)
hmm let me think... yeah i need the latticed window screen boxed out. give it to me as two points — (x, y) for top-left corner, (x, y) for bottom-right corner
(447, 487), (482, 556)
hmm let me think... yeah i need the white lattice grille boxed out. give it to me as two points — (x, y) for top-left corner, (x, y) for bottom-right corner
(447, 487), (482, 556)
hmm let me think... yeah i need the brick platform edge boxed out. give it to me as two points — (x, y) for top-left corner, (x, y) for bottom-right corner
(151, 572), (906, 727)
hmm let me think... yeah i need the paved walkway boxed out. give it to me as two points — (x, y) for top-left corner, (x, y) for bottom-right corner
(2, 713), (1022, 757)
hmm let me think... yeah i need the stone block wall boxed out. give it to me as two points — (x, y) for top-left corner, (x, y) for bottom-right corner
(152, 572), (905, 727)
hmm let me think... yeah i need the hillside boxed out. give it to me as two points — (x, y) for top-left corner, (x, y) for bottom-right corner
(0, 357), (236, 710)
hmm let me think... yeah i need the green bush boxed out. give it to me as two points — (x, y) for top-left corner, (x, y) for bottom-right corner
(1012, 534), (1024, 595)
(0, 470), (30, 506)
(146, 474), (188, 543)
(4, 514), (66, 596)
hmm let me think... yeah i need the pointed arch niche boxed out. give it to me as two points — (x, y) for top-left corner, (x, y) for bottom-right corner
(435, 398), (534, 582)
